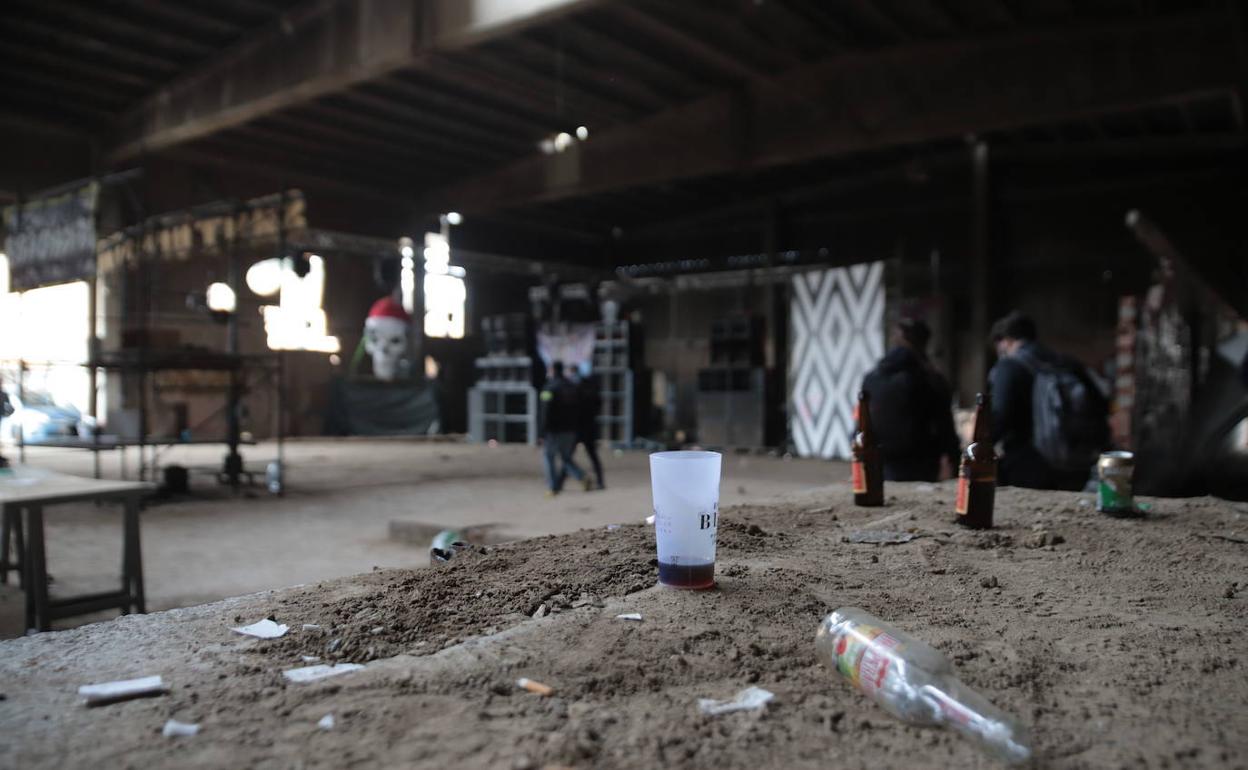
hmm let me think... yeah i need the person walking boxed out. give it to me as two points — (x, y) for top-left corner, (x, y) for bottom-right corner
(988, 311), (1108, 490)
(860, 318), (961, 482)
(540, 360), (589, 495)
(572, 371), (605, 490)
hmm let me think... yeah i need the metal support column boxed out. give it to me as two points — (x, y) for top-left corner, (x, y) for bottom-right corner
(969, 140), (991, 397)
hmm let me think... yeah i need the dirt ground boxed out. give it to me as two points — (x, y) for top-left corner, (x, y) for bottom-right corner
(0, 439), (834, 637)
(2, 479), (1246, 769)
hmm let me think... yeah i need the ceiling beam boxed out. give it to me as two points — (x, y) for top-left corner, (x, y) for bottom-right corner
(426, 13), (1237, 215)
(4, 17), (184, 74)
(606, 3), (763, 81)
(7, 0), (217, 58)
(106, 0), (604, 164)
(259, 112), (472, 174)
(370, 74), (553, 136)
(2, 41), (157, 90)
(165, 142), (412, 206)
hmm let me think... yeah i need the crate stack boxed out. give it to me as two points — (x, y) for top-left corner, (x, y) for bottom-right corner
(592, 320), (634, 445)
(695, 316), (767, 448)
(468, 313), (539, 445)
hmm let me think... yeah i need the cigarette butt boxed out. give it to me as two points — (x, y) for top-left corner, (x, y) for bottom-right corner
(516, 677), (554, 696)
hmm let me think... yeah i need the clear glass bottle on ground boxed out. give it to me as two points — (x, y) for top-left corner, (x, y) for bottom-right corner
(816, 607), (1032, 765)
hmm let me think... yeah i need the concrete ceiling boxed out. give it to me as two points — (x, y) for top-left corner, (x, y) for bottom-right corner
(1, 0), (1244, 260)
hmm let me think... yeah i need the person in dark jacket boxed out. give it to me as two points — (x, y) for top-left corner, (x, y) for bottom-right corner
(0, 388), (9, 468)
(988, 311), (1091, 491)
(571, 371), (605, 490)
(861, 318), (961, 482)
(540, 361), (588, 495)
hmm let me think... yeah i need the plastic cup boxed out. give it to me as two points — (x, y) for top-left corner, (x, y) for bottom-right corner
(650, 450), (722, 589)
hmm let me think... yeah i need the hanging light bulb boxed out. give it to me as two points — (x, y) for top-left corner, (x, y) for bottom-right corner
(206, 282), (237, 313)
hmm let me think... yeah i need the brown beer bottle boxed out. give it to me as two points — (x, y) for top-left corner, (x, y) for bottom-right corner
(955, 392), (996, 528)
(851, 390), (884, 507)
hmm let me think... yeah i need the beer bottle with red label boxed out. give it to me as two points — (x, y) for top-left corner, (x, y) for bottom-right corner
(955, 392), (995, 528)
(851, 390), (884, 507)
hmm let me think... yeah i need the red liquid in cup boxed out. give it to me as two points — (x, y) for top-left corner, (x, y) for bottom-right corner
(657, 560), (715, 589)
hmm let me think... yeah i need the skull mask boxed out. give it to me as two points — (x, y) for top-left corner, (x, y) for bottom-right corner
(363, 297), (411, 381)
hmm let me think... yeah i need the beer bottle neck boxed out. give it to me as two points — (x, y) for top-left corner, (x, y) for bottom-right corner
(971, 401), (992, 444)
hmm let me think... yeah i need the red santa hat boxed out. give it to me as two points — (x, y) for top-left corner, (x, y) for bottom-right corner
(367, 296), (411, 323)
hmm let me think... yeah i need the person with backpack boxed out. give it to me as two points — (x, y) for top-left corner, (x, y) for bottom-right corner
(540, 360), (590, 496)
(861, 318), (961, 482)
(988, 312), (1109, 490)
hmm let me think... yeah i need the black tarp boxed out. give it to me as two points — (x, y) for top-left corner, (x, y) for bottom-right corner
(325, 377), (440, 436)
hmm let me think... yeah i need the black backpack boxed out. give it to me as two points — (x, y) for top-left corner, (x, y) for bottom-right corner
(1018, 352), (1109, 472)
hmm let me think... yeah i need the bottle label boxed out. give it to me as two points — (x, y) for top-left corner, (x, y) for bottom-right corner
(851, 461), (866, 494)
(955, 475), (969, 515)
(834, 624), (901, 695)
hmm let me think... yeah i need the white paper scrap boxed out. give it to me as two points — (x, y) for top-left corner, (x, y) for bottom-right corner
(317, 714), (336, 731)
(301, 655), (321, 663)
(697, 686), (775, 716)
(162, 719), (200, 738)
(78, 675), (168, 705)
(232, 619), (289, 639)
(615, 613), (643, 621)
(645, 514), (656, 525)
(282, 663), (364, 684)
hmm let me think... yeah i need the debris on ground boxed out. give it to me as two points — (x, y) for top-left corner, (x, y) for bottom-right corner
(516, 678), (554, 696)
(161, 720), (199, 738)
(430, 530), (471, 564)
(232, 619), (289, 639)
(615, 613), (643, 621)
(845, 530), (919, 545)
(78, 675), (168, 706)
(317, 714), (335, 731)
(698, 686), (775, 716)
(282, 664), (364, 684)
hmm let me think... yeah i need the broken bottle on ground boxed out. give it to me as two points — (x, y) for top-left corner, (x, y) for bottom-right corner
(816, 607), (1031, 765)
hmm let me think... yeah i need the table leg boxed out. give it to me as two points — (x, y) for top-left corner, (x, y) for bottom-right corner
(123, 494), (145, 614)
(22, 506), (34, 631)
(13, 510), (24, 590)
(26, 505), (49, 632)
(1, 504), (10, 586)
(0, 504), (24, 588)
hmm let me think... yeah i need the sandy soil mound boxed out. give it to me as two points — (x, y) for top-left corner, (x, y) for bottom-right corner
(2, 483), (1246, 768)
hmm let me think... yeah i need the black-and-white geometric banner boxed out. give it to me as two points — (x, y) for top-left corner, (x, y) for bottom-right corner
(789, 262), (885, 459)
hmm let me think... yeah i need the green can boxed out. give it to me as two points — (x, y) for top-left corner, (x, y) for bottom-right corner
(429, 529), (460, 562)
(1097, 451), (1135, 516)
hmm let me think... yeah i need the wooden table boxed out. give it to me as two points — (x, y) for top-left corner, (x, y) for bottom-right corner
(0, 468), (151, 632)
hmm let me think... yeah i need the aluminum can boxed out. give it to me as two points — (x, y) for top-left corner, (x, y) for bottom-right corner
(1097, 451), (1135, 515)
